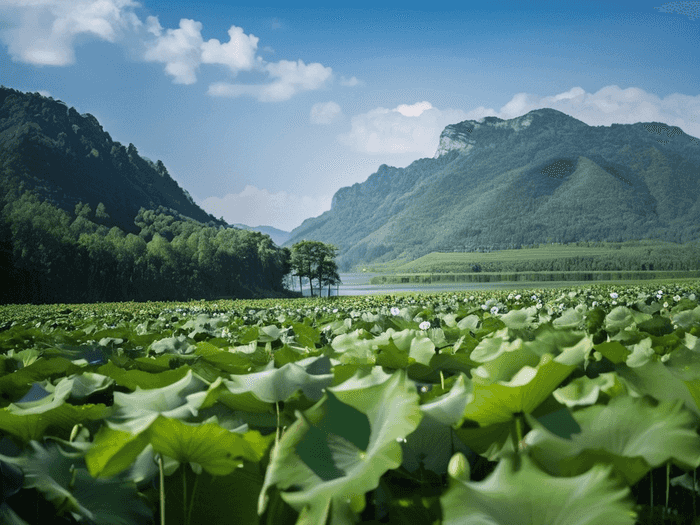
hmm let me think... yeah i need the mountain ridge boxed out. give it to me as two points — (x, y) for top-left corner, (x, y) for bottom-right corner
(286, 108), (700, 270)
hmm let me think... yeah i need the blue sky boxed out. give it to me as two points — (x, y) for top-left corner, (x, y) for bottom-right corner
(1, 1), (699, 231)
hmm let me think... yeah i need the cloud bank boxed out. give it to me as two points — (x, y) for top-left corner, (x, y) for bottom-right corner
(201, 185), (332, 232)
(339, 86), (700, 158)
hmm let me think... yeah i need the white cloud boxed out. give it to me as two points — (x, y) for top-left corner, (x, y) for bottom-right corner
(200, 25), (259, 71)
(491, 85), (700, 138)
(394, 101), (433, 117)
(143, 18), (204, 85)
(310, 101), (342, 124)
(0, 0), (140, 66)
(143, 18), (260, 84)
(338, 102), (475, 156)
(201, 185), (332, 231)
(339, 75), (361, 87)
(208, 59), (332, 102)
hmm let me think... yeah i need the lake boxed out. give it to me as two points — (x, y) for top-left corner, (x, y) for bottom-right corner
(292, 273), (606, 296)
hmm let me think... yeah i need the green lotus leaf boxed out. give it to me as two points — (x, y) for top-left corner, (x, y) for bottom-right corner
(408, 334), (435, 366)
(605, 306), (635, 332)
(2, 441), (151, 525)
(62, 373), (114, 401)
(672, 306), (700, 329)
(665, 333), (700, 381)
(109, 369), (206, 428)
(292, 322), (321, 348)
(552, 307), (584, 329)
(0, 357), (82, 402)
(0, 397), (111, 443)
(150, 334), (195, 355)
(86, 423), (155, 478)
(258, 368), (421, 525)
(457, 314), (480, 331)
(625, 337), (655, 368)
(401, 373), (474, 474)
(148, 417), (274, 475)
(553, 372), (618, 407)
(615, 358), (700, 416)
(97, 360), (190, 390)
(499, 307), (536, 330)
(462, 348), (583, 428)
(594, 341), (629, 364)
(331, 330), (378, 365)
(441, 452), (635, 525)
(523, 395), (700, 485)
(200, 361), (334, 414)
(470, 328), (522, 363)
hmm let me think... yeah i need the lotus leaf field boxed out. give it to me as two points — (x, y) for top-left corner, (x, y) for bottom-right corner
(2, 282), (700, 524)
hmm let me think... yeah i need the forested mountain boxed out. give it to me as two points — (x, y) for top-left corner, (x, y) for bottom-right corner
(0, 87), (292, 303)
(286, 108), (700, 270)
(0, 86), (221, 231)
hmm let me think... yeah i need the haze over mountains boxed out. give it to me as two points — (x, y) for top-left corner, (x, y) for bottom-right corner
(286, 108), (700, 270)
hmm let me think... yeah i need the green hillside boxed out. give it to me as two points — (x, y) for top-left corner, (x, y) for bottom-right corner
(286, 109), (700, 270)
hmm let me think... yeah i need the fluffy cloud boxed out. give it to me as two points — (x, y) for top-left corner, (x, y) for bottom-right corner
(0, 0), (140, 66)
(338, 101), (475, 156)
(310, 101), (342, 124)
(143, 18), (259, 84)
(201, 185), (332, 231)
(208, 59), (332, 102)
(492, 85), (700, 138)
(0, 2), (336, 101)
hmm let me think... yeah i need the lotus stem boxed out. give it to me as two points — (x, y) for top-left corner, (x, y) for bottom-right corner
(440, 370), (445, 390)
(666, 462), (670, 511)
(186, 470), (199, 525)
(158, 454), (165, 525)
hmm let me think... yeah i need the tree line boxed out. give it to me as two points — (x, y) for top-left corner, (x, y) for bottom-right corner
(0, 190), (294, 303)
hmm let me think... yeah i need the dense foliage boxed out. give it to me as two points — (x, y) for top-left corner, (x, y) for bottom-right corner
(0, 192), (292, 303)
(1, 282), (700, 524)
(286, 108), (700, 269)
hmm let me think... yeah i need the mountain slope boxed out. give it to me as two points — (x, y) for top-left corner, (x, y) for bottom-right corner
(286, 109), (700, 269)
(0, 86), (223, 232)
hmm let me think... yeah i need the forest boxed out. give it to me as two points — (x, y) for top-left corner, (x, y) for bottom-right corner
(0, 189), (293, 303)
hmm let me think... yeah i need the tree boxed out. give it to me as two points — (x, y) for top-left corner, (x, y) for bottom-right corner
(290, 240), (341, 296)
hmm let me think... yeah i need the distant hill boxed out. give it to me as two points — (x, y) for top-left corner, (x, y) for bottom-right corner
(233, 224), (291, 246)
(0, 86), (224, 232)
(286, 108), (700, 270)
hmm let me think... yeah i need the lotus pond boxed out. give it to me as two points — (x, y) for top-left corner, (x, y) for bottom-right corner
(1, 282), (700, 524)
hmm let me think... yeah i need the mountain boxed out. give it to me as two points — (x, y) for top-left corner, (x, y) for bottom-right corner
(233, 223), (291, 246)
(286, 108), (700, 270)
(0, 86), (224, 232)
